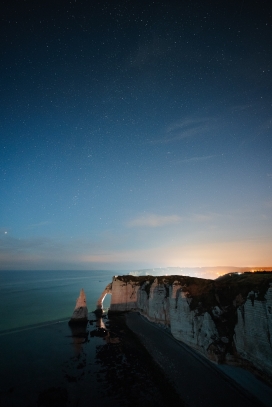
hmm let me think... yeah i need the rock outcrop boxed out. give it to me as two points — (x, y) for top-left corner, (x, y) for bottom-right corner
(100, 273), (272, 378)
(69, 288), (88, 324)
(96, 283), (112, 314)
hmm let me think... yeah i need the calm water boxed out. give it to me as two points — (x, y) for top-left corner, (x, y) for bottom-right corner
(0, 270), (125, 407)
(1, 271), (271, 407)
(0, 270), (119, 332)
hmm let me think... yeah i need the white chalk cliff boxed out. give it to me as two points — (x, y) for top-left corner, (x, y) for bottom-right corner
(234, 287), (272, 374)
(100, 273), (272, 377)
(69, 288), (88, 323)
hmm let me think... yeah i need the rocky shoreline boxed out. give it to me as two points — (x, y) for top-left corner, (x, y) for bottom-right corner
(2, 309), (272, 407)
(95, 312), (184, 406)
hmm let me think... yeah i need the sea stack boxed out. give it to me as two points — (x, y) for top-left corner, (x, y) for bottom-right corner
(69, 288), (88, 325)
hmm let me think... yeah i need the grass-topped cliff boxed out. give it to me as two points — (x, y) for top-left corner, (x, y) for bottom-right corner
(115, 272), (272, 311)
(115, 272), (272, 355)
(112, 272), (272, 379)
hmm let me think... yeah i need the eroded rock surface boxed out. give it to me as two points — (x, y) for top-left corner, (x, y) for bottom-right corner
(103, 273), (272, 378)
(69, 288), (88, 324)
(96, 283), (112, 313)
(234, 285), (272, 374)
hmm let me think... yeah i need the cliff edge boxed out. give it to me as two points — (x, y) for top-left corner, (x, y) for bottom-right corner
(102, 272), (272, 379)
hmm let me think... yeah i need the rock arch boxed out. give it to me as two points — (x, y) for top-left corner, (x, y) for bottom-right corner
(96, 283), (112, 312)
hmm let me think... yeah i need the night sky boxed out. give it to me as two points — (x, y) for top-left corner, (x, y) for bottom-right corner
(1, 0), (272, 272)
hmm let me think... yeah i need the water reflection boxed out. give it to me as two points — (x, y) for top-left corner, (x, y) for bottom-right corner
(96, 316), (106, 330)
(68, 322), (88, 355)
(90, 315), (108, 339)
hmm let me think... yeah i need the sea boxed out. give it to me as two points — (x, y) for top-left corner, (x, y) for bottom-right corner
(0, 270), (125, 407)
(2, 270), (272, 407)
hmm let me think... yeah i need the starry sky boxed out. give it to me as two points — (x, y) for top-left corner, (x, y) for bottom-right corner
(1, 0), (272, 272)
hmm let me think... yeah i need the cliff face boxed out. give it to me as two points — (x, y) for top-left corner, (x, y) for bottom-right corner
(105, 273), (272, 377)
(110, 278), (139, 311)
(169, 282), (218, 359)
(234, 286), (272, 374)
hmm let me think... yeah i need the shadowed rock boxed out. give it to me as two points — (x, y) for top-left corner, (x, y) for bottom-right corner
(37, 387), (68, 407)
(69, 289), (88, 325)
(95, 282), (112, 314)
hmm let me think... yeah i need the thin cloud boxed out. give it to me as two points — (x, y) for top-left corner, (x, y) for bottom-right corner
(150, 117), (217, 144)
(0, 235), (58, 251)
(230, 104), (252, 112)
(166, 118), (211, 133)
(241, 118), (272, 146)
(0, 235), (90, 270)
(176, 155), (217, 164)
(190, 212), (220, 222)
(81, 238), (272, 270)
(127, 211), (220, 229)
(127, 214), (182, 228)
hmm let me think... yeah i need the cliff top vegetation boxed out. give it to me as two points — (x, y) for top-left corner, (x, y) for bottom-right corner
(115, 272), (272, 308)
